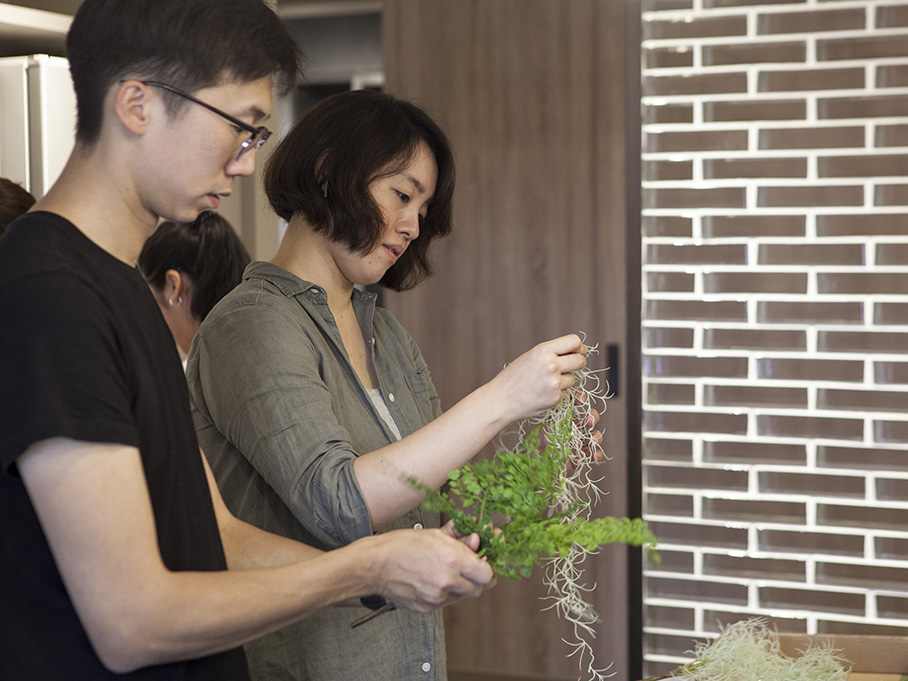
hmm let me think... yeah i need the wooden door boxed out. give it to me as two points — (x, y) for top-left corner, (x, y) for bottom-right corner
(382, 1), (635, 679)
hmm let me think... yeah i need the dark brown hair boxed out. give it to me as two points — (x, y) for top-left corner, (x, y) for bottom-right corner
(0, 178), (36, 235)
(67, 0), (300, 144)
(264, 90), (455, 291)
(138, 211), (250, 322)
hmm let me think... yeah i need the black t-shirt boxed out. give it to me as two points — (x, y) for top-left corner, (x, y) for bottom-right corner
(0, 212), (249, 680)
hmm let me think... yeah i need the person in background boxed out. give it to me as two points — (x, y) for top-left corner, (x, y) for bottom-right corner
(0, 2), (493, 680)
(0, 177), (36, 234)
(186, 89), (590, 681)
(138, 210), (250, 358)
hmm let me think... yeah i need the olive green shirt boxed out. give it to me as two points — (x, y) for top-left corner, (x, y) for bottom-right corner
(186, 261), (445, 681)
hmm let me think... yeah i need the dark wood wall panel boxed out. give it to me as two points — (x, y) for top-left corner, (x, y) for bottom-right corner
(382, 1), (632, 679)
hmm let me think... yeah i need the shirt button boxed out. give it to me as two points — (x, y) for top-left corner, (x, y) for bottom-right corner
(421, 662), (431, 673)
(388, 393), (395, 402)
(413, 523), (423, 530)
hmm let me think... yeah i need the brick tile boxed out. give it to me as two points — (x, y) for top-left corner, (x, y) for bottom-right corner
(821, 154), (908, 178)
(647, 299), (748, 322)
(646, 604), (696, 630)
(819, 444), (908, 472)
(758, 357), (864, 382)
(645, 354), (749, 378)
(705, 384), (808, 408)
(645, 186), (748, 210)
(703, 611), (807, 635)
(644, 159), (693, 181)
(759, 470), (864, 498)
(877, 243), (908, 265)
(876, 476), (908, 502)
(759, 586), (864, 615)
(645, 71), (748, 97)
(820, 35), (908, 61)
(704, 41), (806, 66)
(648, 382), (696, 406)
(820, 331), (908, 354)
(758, 185), (864, 207)
(647, 491), (695, 516)
(875, 360), (908, 385)
(647, 271), (695, 293)
(877, 4), (908, 29)
(646, 464), (749, 491)
(878, 596), (908, 620)
(647, 549), (696, 574)
(719, 269), (806, 298)
(703, 496), (806, 524)
(759, 66), (864, 92)
(648, 575), (749, 605)
(820, 620), (908, 636)
(873, 298), (905, 324)
(644, 14), (748, 40)
(643, 632), (697, 660)
(820, 387), (908, 413)
(875, 124), (908, 147)
(876, 420), (908, 445)
(643, 215), (692, 238)
(758, 528), (864, 557)
(644, 102), (694, 124)
(644, 326), (695, 349)
(704, 439), (806, 466)
(819, 562), (908, 591)
(705, 156), (808, 179)
(703, 553), (807, 581)
(643, 0), (693, 10)
(703, 214), (806, 238)
(757, 414), (864, 440)
(646, 519), (749, 549)
(760, 126), (864, 149)
(645, 410), (749, 435)
(704, 327), (806, 351)
(706, 98), (807, 122)
(647, 129), (749, 153)
(644, 436), (694, 462)
(648, 243), (747, 265)
(820, 94), (908, 119)
(758, 300), (864, 324)
(819, 502), (908, 531)
(759, 242), (864, 265)
(708, 0), (803, 6)
(877, 64), (908, 89)
(645, 45), (694, 69)
(817, 213), (908, 237)
(759, 8), (865, 35)
(875, 184), (908, 206)
(875, 536), (908, 561)
(819, 272), (908, 295)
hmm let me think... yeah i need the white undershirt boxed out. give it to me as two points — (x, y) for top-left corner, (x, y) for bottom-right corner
(365, 388), (402, 441)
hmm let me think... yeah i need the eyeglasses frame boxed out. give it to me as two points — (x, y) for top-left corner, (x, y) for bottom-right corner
(139, 80), (271, 160)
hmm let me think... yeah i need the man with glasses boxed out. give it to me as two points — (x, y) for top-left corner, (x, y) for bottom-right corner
(0, 1), (493, 680)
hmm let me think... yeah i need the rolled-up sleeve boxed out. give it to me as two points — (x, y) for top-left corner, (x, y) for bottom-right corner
(189, 293), (373, 548)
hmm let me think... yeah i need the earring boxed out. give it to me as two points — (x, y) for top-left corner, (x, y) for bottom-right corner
(322, 180), (328, 198)
(169, 296), (174, 306)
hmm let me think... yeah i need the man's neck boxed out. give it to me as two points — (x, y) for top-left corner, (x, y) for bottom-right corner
(33, 141), (158, 267)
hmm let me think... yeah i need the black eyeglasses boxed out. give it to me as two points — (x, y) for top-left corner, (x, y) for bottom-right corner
(141, 81), (271, 160)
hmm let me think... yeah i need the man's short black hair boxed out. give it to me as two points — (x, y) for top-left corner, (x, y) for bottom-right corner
(67, 0), (301, 144)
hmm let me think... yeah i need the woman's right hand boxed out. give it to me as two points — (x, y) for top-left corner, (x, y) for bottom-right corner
(486, 333), (587, 423)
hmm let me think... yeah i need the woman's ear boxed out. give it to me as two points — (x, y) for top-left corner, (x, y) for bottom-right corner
(115, 80), (154, 136)
(164, 269), (185, 307)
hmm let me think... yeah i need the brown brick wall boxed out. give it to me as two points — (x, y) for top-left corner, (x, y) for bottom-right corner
(640, 0), (908, 674)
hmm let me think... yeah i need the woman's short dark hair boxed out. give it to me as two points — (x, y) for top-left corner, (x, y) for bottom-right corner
(67, 0), (301, 144)
(264, 90), (455, 292)
(0, 178), (36, 235)
(138, 211), (251, 322)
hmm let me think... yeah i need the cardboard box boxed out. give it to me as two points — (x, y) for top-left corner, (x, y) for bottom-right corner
(778, 633), (908, 681)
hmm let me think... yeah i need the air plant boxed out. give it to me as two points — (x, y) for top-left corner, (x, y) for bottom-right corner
(411, 341), (658, 681)
(641, 618), (850, 681)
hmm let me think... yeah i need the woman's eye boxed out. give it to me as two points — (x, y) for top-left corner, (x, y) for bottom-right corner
(395, 190), (410, 203)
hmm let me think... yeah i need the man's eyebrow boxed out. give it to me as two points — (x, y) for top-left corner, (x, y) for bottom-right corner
(236, 105), (269, 124)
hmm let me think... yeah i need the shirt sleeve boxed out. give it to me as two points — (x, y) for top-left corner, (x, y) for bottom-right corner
(0, 272), (137, 474)
(188, 298), (373, 548)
